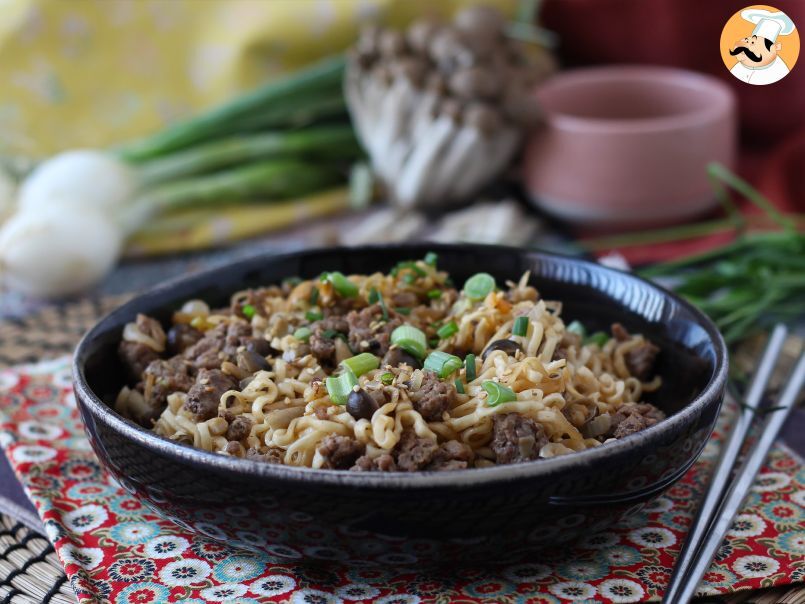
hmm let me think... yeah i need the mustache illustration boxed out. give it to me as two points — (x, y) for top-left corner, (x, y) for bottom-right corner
(730, 46), (763, 62)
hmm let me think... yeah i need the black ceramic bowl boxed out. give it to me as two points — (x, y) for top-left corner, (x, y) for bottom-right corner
(73, 244), (727, 565)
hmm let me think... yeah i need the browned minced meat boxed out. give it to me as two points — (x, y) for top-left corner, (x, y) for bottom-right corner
(119, 341), (160, 381)
(391, 291), (419, 308)
(231, 286), (282, 318)
(491, 413), (548, 465)
(309, 316), (350, 366)
(143, 357), (195, 408)
(351, 453), (397, 472)
(317, 435), (366, 470)
(608, 403), (665, 439)
(394, 430), (438, 471)
(428, 440), (474, 471)
(183, 368), (238, 422)
(166, 324), (203, 355)
(246, 447), (284, 464)
(182, 320), (256, 370)
(611, 323), (659, 380)
(552, 331), (582, 361)
(346, 304), (402, 355)
(225, 416), (253, 441)
(410, 371), (456, 421)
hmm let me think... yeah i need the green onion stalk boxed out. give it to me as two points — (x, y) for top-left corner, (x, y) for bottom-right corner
(586, 163), (805, 347)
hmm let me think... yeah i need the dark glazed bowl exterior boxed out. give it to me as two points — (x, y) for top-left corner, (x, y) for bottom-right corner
(73, 244), (727, 565)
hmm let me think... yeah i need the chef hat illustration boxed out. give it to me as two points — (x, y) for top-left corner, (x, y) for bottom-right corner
(741, 8), (796, 42)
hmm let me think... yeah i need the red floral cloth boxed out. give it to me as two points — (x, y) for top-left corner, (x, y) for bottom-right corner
(1, 357), (803, 604)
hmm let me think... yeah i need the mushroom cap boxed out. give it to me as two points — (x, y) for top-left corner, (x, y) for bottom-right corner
(449, 66), (501, 101)
(464, 102), (503, 136)
(379, 29), (407, 58)
(392, 57), (428, 87)
(429, 28), (474, 70)
(453, 5), (506, 43)
(407, 18), (441, 55)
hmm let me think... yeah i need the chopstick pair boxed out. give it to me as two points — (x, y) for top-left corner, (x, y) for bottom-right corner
(663, 324), (805, 603)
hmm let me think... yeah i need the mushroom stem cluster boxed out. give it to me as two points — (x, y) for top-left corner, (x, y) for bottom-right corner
(345, 5), (552, 208)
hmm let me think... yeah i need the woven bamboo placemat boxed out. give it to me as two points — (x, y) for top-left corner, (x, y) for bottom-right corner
(0, 295), (802, 604)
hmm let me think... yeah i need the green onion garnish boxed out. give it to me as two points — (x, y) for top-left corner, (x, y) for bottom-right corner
(322, 329), (347, 341)
(429, 338), (439, 348)
(437, 321), (458, 339)
(426, 289), (442, 299)
(326, 371), (358, 405)
(322, 272), (358, 298)
(368, 287), (380, 304)
(585, 331), (609, 348)
(309, 287), (319, 306)
(395, 307), (411, 315)
(424, 251), (438, 266)
(390, 325), (427, 359)
(341, 352), (380, 377)
(293, 327), (311, 342)
(483, 380), (517, 407)
(512, 316), (529, 337)
(242, 304), (256, 319)
(380, 372), (394, 385)
(305, 308), (323, 322)
(566, 320), (586, 338)
(392, 261), (426, 277)
(454, 378), (465, 394)
(424, 351), (462, 378)
(465, 353), (476, 382)
(402, 273), (416, 285)
(283, 276), (302, 287)
(463, 272), (496, 301)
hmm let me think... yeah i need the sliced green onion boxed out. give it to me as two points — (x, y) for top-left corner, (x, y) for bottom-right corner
(424, 351), (462, 378)
(392, 261), (426, 277)
(566, 320), (586, 338)
(428, 338), (439, 348)
(380, 372), (394, 385)
(465, 353), (476, 382)
(326, 371), (358, 405)
(512, 316), (529, 337)
(437, 321), (458, 339)
(293, 327), (311, 342)
(427, 289), (442, 299)
(305, 308), (323, 322)
(395, 307), (411, 315)
(402, 273), (416, 285)
(463, 272), (496, 301)
(454, 378), (465, 394)
(309, 286), (319, 306)
(424, 251), (438, 266)
(322, 271), (358, 298)
(322, 329), (347, 341)
(241, 304), (256, 319)
(368, 287), (380, 304)
(585, 331), (609, 348)
(483, 380), (517, 407)
(390, 325), (427, 359)
(341, 352), (380, 377)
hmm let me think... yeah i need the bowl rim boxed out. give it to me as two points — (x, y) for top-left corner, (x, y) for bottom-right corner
(534, 65), (736, 134)
(73, 243), (728, 490)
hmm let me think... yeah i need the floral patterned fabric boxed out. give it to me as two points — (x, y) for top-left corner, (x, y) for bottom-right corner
(0, 356), (803, 604)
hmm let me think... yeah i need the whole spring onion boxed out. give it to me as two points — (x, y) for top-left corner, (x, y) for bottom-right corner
(437, 321), (459, 339)
(465, 353), (477, 382)
(321, 271), (358, 298)
(483, 380), (517, 407)
(512, 316), (529, 337)
(390, 325), (427, 359)
(463, 272), (496, 301)
(341, 353), (380, 377)
(119, 55), (347, 161)
(423, 351), (463, 378)
(326, 370), (358, 405)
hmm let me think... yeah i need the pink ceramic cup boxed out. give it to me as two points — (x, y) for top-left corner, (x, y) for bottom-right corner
(522, 66), (737, 228)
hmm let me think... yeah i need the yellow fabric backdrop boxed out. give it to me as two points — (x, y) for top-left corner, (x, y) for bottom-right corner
(0, 0), (517, 158)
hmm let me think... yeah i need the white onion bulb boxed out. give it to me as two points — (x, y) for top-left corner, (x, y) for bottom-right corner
(0, 207), (123, 297)
(18, 150), (138, 215)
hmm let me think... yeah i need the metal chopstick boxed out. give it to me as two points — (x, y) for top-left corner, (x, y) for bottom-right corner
(670, 349), (805, 603)
(662, 325), (789, 603)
